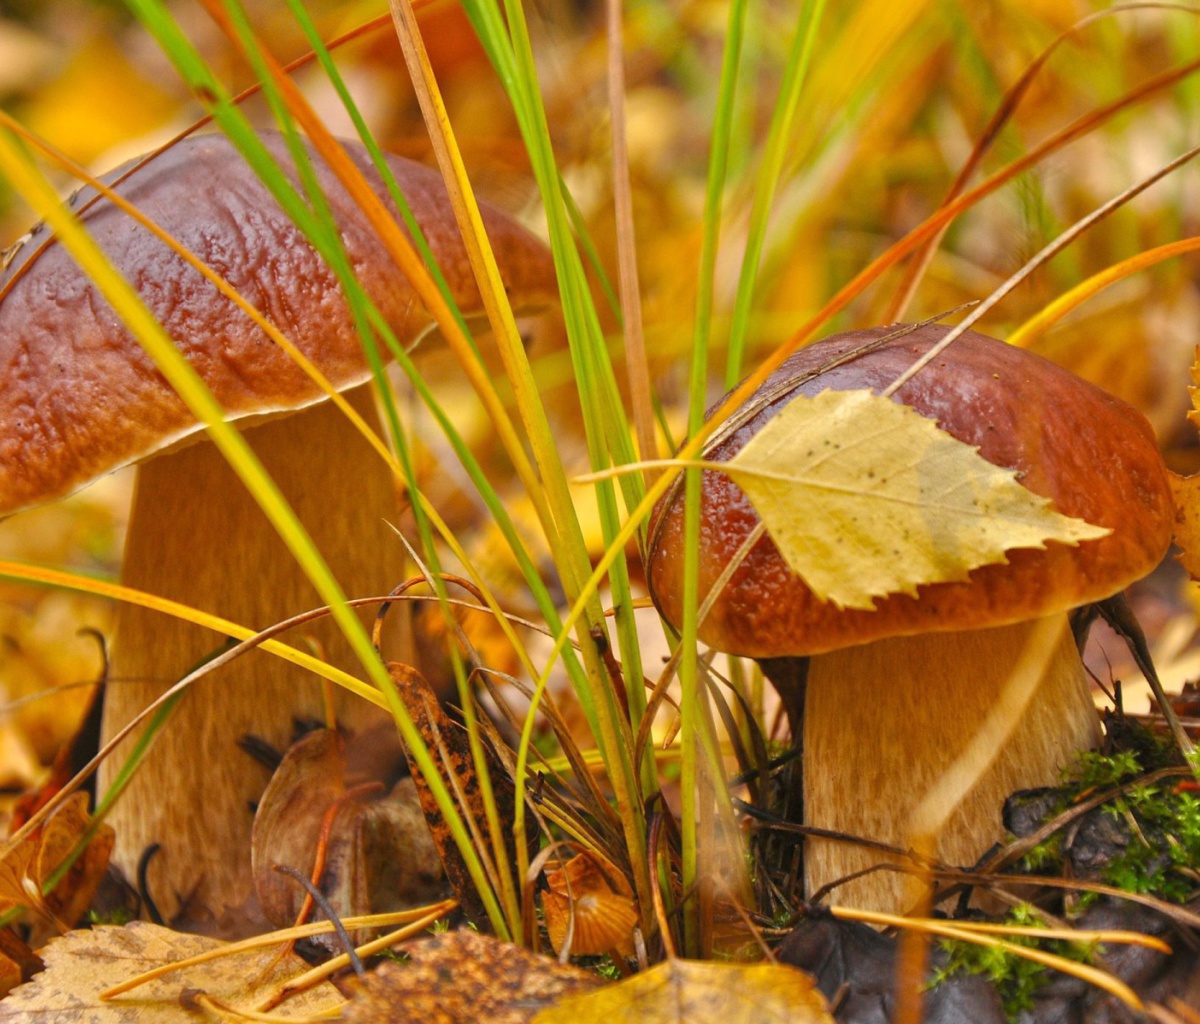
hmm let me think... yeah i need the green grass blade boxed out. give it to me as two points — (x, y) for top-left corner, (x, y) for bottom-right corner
(724, 0), (828, 387)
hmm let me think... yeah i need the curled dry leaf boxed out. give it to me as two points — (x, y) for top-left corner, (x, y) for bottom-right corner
(543, 851), (637, 958)
(725, 389), (1109, 610)
(31, 793), (113, 943)
(532, 958), (833, 1024)
(0, 834), (37, 919)
(342, 929), (600, 1024)
(0, 922), (342, 1023)
(0, 792), (112, 935)
(250, 728), (442, 947)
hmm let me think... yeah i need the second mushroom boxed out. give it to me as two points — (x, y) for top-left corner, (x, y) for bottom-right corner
(646, 322), (1174, 914)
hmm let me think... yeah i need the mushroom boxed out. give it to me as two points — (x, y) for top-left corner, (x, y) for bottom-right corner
(0, 132), (554, 929)
(646, 323), (1174, 914)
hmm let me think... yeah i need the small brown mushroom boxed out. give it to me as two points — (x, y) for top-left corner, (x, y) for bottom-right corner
(646, 323), (1174, 914)
(0, 132), (554, 930)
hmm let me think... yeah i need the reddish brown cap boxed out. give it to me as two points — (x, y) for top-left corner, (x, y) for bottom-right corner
(646, 323), (1174, 657)
(0, 132), (555, 516)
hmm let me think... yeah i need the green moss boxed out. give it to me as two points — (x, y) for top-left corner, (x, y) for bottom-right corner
(930, 906), (1095, 1020)
(1014, 745), (1200, 904)
(943, 736), (1199, 1019)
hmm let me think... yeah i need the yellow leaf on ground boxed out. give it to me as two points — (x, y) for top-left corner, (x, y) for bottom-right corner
(0, 923), (342, 1023)
(724, 389), (1109, 610)
(533, 959), (832, 1024)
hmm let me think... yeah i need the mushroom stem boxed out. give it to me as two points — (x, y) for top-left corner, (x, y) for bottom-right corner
(803, 615), (1099, 914)
(99, 384), (406, 930)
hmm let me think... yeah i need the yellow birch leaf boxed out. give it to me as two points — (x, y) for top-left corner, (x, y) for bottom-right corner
(533, 959), (832, 1024)
(723, 389), (1109, 611)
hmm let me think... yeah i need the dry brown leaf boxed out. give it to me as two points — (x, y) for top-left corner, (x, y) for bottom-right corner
(387, 662), (526, 927)
(0, 792), (111, 931)
(0, 922), (342, 1022)
(250, 728), (442, 947)
(342, 930), (600, 1024)
(726, 389), (1109, 610)
(0, 834), (38, 918)
(532, 958), (833, 1024)
(32, 793), (114, 939)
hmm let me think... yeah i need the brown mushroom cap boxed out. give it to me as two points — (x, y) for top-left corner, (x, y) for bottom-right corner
(0, 131), (555, 516)
(647, 323), (1174, 658)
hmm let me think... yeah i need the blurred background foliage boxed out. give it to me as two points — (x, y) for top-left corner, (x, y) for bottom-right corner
(1, 0), (1199, 803)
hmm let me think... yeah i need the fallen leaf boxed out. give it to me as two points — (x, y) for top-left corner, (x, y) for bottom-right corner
(342, 930), (600, 1024)
(387, 662), (528, 927)
(724, 389), (1109, 610)
(0, 835), (38, 918)
(0, 793), (111, 932)
(251, 729), (442, 947)
(533, 958), (833, 1023)
(0, 922), (342, 1022)
(30, 793), (114, 941)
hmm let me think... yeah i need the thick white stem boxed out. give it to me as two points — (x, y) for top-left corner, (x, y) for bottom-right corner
(803, 616), (1099, 914)
(100, 385), (407, 931)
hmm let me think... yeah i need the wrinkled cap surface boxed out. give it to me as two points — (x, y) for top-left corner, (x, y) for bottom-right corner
(0, 132), (555, 515)
(647, 323), (1174, 657)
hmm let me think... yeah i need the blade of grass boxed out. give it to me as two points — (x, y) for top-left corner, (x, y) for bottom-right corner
(599, 0), (661, 803)
(882, 141), (1200, 396)
(0, 563), (385, 704)
(672, 0), (750, 954)
(100, 903), (457, 999)
(724, 0), (827, 387)
(831, 906), (1146, 1012)
(606, 0), (655, 484)
(385, 0), (618, 931)
(213, 0), (657, 926)
(1007, 236), (1200, 348)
